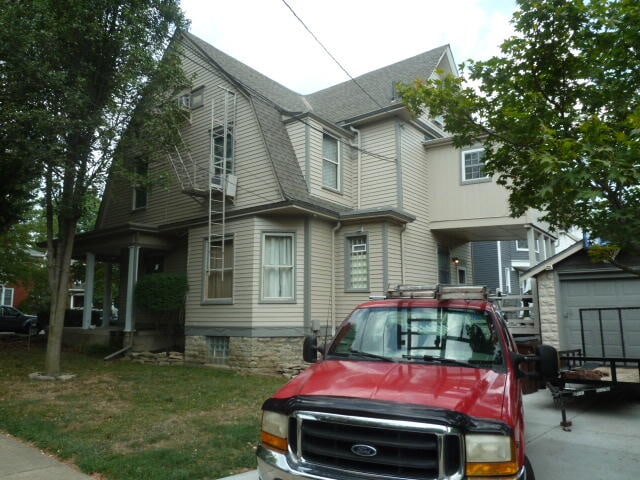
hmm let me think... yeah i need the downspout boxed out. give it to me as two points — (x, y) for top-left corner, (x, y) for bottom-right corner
(400, 224), (407, 284)
(497, 241), (503, 294)
(331, 221), (341, 335)
(350, 127), (361, 209)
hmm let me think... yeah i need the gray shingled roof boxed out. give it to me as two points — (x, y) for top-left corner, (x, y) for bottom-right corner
(183, 31), (447, 123)
(182, 32), (307, 113)
(305, 46), (448, 123)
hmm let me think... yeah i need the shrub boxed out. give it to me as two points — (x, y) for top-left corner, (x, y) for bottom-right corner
(134, 273), (188, 312)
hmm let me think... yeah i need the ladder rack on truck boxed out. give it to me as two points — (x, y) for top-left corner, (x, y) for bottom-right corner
(547, 349), (640, 430)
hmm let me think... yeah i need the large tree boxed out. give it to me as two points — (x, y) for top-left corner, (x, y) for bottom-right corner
(0, 0), (189, 376)
(400, 0), (640, 274)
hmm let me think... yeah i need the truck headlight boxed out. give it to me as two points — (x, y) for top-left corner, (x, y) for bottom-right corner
(261, 411), (289, 453)
(465, 434), (519, 476)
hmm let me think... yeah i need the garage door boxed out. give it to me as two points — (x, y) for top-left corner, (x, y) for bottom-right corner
(560, 277), (640, 358)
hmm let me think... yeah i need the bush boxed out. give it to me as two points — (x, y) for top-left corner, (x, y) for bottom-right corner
(134, 273), (188, 312)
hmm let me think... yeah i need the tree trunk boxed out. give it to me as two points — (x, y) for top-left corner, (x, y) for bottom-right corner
(44, 218), (77, 376)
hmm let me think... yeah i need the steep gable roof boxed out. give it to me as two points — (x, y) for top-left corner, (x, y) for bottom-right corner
(306, 46), (450, 123)
(182, 31), (449, 124)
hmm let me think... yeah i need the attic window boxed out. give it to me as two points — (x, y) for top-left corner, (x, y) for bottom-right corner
(178, 87), (204, 110)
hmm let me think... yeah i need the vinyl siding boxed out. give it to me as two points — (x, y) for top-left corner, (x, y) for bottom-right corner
(305, 119), (353, 206)
(286, 121), (309, 188)
(185, 218), (256, 328)
(358, 119), (398, 209)
(308, 219), (335, 331)
(98, 40), (282, 230)
(398, 122), (438, 285)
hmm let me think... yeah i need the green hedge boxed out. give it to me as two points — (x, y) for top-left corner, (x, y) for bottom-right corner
(134, 273), (188, 312)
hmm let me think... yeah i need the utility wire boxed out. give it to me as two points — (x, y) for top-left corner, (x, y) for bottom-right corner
(280, 0), (385, 111)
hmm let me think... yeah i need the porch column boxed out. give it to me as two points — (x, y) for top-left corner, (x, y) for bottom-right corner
(101, 263), (113, 328)
(82, 252), (96, 329)
(124, 245), (140, 333)
(527, 228), (537, 268)
(545, 236), (555, 257)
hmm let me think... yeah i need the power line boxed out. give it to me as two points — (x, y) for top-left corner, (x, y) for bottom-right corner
(280, 0), (385, 111)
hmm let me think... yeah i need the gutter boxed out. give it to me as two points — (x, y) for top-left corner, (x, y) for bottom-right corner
(331, 221), (341, 335)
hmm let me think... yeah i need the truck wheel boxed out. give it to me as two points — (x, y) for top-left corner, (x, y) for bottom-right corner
(525, 456), (535, 480)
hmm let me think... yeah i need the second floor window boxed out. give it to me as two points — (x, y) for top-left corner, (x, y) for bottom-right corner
(347, 235), (369, 290)
(462, 148), (488, 182)
(212, 128), (234, 186)
(262, 233), (294, 301)
(322, 133), (340, 190)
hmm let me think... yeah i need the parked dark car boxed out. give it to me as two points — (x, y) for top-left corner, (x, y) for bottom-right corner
(0, 305), (40, 335)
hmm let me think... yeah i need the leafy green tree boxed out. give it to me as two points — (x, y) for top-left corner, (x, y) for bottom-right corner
(0, 0), (189, 376)
(400, 0), (640, 275)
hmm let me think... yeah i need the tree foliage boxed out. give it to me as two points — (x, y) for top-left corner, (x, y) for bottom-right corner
(0, 0), (189, 375)
(400, 0), (640, 272)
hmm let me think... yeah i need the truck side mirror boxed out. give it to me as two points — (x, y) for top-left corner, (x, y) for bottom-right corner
(513, 344), (559, 381)
(303, 336), (319, 363)
(535, 344), (559, 380)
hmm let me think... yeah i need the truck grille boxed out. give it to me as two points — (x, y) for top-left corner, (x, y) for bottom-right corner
(290, 411), (462, 479)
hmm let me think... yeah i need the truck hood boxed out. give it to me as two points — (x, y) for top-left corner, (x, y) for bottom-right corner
(274, 360), (507, 422)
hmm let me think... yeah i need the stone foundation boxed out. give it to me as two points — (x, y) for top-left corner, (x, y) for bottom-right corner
(185, 335), (307, 376)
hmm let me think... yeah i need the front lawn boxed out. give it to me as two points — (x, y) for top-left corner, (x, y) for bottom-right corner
(0, 336), (287, 480)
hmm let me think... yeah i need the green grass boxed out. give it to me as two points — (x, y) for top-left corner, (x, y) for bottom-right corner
(0, 337), (287, 479)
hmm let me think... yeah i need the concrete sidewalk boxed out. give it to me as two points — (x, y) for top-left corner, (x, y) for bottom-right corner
(1, 389), (639, 480)
(0, 433), (92, 480)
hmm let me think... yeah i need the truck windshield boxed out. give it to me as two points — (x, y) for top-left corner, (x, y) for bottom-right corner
(327, 306), (503, 369)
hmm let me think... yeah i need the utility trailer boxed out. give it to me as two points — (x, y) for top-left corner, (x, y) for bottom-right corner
(546, 349), (640, 430)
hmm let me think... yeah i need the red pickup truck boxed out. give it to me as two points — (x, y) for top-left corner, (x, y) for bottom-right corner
(257, 285), (556, 480)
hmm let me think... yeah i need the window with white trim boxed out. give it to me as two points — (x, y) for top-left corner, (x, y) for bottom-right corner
(262, 233), (295, 301)
(205, 237), (233, 301)
(347, 235), (369, 290)
(322, 133), (340, 190)
(461, 148), (488, 182)
(1, 286), (14, 306)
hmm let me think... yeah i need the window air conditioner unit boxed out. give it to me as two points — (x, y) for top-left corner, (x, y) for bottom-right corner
(179, 95), (191, 108)
(211, 174), (237, 198)
(352, 243), (367, 254)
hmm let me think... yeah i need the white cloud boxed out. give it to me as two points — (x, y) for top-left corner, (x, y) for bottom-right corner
(181, 0), (516, 93)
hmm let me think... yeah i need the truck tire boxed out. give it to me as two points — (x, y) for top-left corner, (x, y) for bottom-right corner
(525, 456), (535, 479)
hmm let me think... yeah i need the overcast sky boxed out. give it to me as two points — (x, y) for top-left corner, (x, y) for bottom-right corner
(181, 0), (517, 94)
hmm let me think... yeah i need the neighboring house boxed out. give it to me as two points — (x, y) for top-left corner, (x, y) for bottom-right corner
(472, 230), (582, 294)
(71, 32), (554, 372)
(521, 242), (640, 358)
(1, 248), (46, 311)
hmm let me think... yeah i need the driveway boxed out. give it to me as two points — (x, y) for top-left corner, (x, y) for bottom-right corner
(525, 389), (640, 479)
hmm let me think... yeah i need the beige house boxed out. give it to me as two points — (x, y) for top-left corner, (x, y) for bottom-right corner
(72, 32), (555, 372)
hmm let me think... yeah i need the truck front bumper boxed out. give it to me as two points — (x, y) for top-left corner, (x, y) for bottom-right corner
(257, 445), (528, 480)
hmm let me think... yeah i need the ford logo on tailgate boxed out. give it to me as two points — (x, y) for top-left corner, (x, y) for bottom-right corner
(351, 444), (378, 457)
